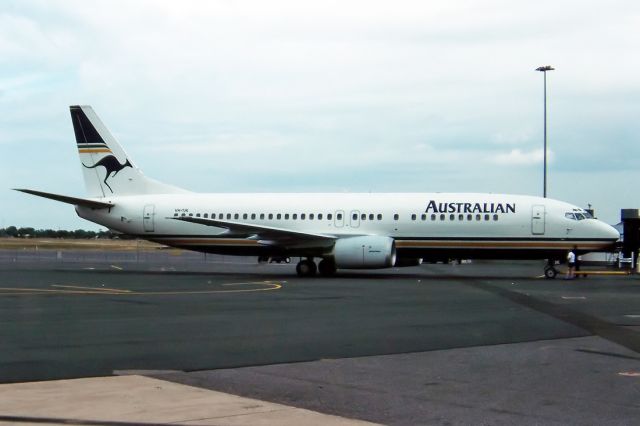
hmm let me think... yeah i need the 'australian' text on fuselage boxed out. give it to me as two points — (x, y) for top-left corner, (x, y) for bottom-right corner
(425, 200), (516, 214)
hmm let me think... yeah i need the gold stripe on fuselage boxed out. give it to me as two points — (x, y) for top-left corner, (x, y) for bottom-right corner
(395, 240), (610, 250)
(155, 238), (260, 246)
(78, 148), (112, 154)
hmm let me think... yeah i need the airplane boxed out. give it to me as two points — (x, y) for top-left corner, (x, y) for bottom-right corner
(16, 105), (619, 278)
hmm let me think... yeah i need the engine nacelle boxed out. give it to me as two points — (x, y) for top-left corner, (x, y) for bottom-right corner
(394, 257), (423, 267)
(333, 236), (396, 269)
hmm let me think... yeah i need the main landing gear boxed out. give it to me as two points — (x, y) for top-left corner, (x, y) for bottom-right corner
(296, 258), (337, 277)
(544, 260), (558, 279)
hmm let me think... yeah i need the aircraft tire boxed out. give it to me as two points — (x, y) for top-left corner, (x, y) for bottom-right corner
(318, 259), (336, 277)
(544, 266), (557, 279)
(296, 259), (317, 277)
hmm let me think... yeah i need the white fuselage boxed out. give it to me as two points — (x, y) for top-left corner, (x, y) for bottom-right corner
(77, 192), (619, 261)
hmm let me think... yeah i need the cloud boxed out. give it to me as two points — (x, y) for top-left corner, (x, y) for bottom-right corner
(492, 148), (549, 166)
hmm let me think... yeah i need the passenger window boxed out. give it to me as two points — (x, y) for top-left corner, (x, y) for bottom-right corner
(369, 214), (374, 220)
(234, 213), (239, 219)
(411, 214), (416, 221)
(189, 213), (193, 217)
(421, 214), (426, 221)
(196, 213), (201, 217)
(467, 214), (472, 221)
(394, 214), (399, 220)
(301, 213), (306, 220)
(484, 214), (490, 221)
(251, 213), (256, 219)
(440, 214), (445, 221)
(277, 213), (282, 220)
(310, 213), (315, 220)
(449, 214), (455, 221)
(458, 214), (463, 221)
(353, 213), (358, 220)
(220, 213), (224, 219)
(268, 213), (273, 220)
(181, 213), (186, 217)
(336, 213), (341, 220)
(361, 213), (366, 220)
(243, 213), (248, 219)
(260, 213), (265, 220)
(377, 214), (382, 220)
(211, 213), (216, 219)
(318, 213), (323, 220)
(476, 214), (481, 221)
(431, 214), (436, 221)
(204, 213), (208, 218)
(285, 213), (290, 220)
(493, 214), (498, 221)
(173, 213), (178, 217)
(329, 213), (334, 220)
(293, 213), (298, 220)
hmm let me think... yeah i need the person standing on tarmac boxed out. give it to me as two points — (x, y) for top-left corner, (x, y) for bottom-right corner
(566, 248), (577, 280)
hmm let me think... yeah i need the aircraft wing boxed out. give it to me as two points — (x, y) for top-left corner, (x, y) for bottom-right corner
(171, 216), (337, 245)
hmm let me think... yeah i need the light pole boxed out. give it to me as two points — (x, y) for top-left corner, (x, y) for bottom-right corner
(536, 65), (554, 198)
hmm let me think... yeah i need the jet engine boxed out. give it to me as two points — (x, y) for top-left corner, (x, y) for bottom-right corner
(333, 236), (396, 269)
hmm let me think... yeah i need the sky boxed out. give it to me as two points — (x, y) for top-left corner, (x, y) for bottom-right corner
(0, 0), (639, 230)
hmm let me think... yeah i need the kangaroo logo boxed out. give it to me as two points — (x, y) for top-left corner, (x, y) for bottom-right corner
(82, 155), (133, 193)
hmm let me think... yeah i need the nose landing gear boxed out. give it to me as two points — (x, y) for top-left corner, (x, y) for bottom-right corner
(544, 260), (558, 279)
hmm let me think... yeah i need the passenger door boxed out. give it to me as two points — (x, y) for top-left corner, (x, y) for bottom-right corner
(531, 205), (545, 235)
(143, 204), (155, 232)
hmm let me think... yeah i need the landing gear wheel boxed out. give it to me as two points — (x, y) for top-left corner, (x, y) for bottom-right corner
(296, 259), (317, 277)
(318, 259), (337, 277)
(544, 266), (558, 279)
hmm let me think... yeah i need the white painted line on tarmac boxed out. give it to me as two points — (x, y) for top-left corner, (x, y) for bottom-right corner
(618, 371), (640, 377)
(110, 265), (123, 270)
(561, 296), (586, 300)
(624, 314), (640, 318)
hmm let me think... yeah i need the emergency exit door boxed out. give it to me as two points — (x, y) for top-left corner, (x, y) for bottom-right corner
(143, 204), (155, 232)
(531, 205), (545, 235)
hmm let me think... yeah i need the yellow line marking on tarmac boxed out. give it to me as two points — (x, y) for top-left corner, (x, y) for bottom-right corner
(0, 281), (282, 296)
(0, 287), (125, 295)
(51, 285), (132, 293)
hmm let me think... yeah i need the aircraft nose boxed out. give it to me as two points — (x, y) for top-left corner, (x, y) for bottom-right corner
(599, 221), (620, 241)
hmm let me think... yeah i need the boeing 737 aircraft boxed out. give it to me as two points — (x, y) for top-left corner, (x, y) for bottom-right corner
(16, 106), (619, 277)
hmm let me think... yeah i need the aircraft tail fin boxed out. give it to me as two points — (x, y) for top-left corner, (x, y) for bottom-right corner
(70, 105), (188, 197)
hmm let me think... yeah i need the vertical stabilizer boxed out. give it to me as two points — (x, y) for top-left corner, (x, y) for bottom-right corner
(70, 105), (187, 197)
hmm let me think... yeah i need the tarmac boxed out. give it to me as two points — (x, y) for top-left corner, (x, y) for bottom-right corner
(1, 248), (639, 425)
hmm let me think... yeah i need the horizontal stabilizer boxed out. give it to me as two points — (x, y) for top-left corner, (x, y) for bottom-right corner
(14, 189), (114, 209)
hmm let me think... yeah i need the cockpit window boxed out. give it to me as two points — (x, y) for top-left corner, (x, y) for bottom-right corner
(575, 213), (586, 220)
(565, 212), (576, 220)
(582, 211), (593, 219)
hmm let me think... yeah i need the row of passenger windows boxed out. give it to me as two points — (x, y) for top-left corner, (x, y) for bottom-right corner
(173, 211), (500, 222)
(175, 212), (343, 221)
(412, 213), (500, 222)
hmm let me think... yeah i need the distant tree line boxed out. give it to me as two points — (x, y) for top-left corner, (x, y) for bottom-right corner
(0, 226), (134, 239)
